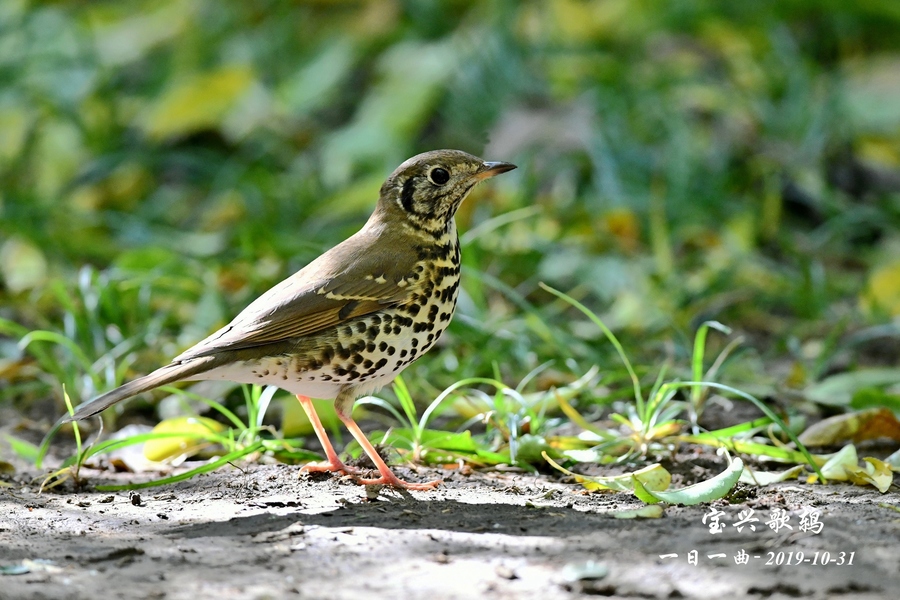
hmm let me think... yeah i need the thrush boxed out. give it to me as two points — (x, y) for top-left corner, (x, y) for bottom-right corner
(57, 149), (516, 490)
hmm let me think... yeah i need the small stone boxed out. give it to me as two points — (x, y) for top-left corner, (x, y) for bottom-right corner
(495, 565), (518, 580)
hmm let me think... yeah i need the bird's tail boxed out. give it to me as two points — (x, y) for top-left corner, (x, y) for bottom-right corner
(36, 357), (219, 469)
(62, 356), (217, 423)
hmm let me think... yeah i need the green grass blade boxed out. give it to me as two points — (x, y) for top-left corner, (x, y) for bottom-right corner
(680, 381), (824, 480)
(159, 385), (246, 430)
(540, 283), (645, 415)
(94, 441), (264, 491)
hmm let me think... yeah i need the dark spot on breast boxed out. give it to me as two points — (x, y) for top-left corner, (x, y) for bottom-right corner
(363, 359), (373, 369)
(352, 354), (363, 365)
(411, 338), (418, 348)
(344, 326), (354, 337)
(387, 346), (396, 356)
(375, 358), (388, 369)
(400, 349), (408, 358)
(392, 326), (401, 335)
(408, 303), (421, 316)
(366, 342), (376, 353)
(356, 322), (367, 334)
(379, 342), (387, 352)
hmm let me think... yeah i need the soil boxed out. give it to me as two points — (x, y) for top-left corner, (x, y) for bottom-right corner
(2, 454), (899, 600)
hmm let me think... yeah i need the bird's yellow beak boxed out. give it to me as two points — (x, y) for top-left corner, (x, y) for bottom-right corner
(472, 161), (517, 181)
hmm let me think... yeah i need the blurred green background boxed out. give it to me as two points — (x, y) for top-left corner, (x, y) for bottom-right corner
(2, 0), (900, 431)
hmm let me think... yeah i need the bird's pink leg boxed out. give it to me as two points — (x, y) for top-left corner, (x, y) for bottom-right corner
(296, 395), (358, 475)
(336, 409), (441, 491)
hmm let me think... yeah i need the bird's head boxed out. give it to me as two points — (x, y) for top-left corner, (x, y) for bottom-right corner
(376, 149), (516, 236)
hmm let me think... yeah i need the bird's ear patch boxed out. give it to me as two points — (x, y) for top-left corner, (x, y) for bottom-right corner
(400, 178), (416, 213)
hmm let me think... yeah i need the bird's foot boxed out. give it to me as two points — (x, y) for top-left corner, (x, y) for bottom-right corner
(300, 459), (360, 476)
(353, 470), (441, 491)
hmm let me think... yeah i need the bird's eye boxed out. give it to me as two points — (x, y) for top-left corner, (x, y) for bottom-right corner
(428, 167), (450, 185)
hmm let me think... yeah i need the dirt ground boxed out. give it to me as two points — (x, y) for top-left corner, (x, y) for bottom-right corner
(2, 453), (899, 600)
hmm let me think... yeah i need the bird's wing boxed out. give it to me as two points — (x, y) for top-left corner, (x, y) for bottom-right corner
(174, 231), (421, 360)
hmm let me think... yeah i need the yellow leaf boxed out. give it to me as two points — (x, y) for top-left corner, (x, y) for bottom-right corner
(143, 416), (225, 463)
(0, 237), (48, 293)
(140, 66), (256, 140)
(798, 408), (900, 446)
(862, 260), (900, 316)
(846, 458), (894, 493)
(543, 452), (671, 492)
(0, 105), (32, 162)
(808, 444), (895, 493)
(602, 208), (641, 252)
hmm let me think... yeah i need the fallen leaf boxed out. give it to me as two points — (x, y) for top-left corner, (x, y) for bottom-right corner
(634, 458), (744, 506)
(847, 458), (894, 493)
(798, 408), (900, 446)
(143, 417), (225, 463)
(739, 465), (804, 486)
(611, 505), (664, 519)
(542, 452), (671, 492)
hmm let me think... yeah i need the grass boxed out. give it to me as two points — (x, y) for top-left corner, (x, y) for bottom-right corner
(2, 2), (900, 496)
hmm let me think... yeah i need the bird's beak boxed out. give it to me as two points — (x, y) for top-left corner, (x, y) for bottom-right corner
(472, 161), (517, 181)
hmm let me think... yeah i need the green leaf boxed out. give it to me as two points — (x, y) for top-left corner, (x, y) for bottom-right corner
(632, 476), (662, 504)
(372, 428), (478, 453)
(4, 435), (40, 464)
(806, 369), (900, 407)
(637, 458), (744, 506)
(851, 388), (900, 413)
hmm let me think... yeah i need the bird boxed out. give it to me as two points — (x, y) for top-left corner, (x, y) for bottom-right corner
(55, 149), (516, 490)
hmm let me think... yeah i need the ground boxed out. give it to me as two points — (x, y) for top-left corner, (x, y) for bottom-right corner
(2, 457), (899, 600)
